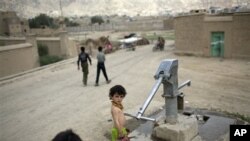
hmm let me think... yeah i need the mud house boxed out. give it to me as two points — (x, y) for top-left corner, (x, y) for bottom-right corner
(190, 9), (207, 14)
(0, 11), (30, 36)
(0, 32), (78, 78)
(174, 12), (250, 59)
(0, 11), (79, 78)
(163, 18), (174, 30)
(0, 34), (39, 78)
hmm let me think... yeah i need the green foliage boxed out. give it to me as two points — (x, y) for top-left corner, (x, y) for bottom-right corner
(38, 44), (49, 56)
(37, 43), (63, 66)
(39, 55), (63, 66)
(4, 32), (10, 36)
(91, 16), (104, 25)
(0, 41), (4, 46)
(28, 14), (56, 28)
(106, 19), (110, 24)
(64, 18), (80, 27)
(144, 32), (175, 40)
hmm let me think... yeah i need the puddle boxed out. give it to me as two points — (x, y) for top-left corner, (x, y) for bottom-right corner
(128, 107), (242, 141)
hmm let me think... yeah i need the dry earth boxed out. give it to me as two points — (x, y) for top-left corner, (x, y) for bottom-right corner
(0, 36), (250, 141)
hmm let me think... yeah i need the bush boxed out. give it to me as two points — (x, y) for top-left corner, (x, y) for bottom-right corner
(38, 44), (49, 56)
(37, 44), (63, 66)
(39, 55), (63, 66)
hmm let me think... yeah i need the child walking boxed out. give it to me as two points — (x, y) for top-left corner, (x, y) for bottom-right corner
(95, 46), (111, 86)
(109, 85), (129, 141)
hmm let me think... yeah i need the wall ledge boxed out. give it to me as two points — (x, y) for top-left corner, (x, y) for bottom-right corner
(0, 43), (32, 52)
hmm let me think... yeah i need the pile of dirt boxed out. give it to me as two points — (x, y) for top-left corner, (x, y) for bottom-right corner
(137, 37), (150, 46)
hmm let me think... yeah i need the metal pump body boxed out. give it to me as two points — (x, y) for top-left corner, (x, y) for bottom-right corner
(134, 59), (191, 123)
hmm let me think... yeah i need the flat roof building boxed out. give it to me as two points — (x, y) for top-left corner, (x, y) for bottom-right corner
(174, 12), (250, 59)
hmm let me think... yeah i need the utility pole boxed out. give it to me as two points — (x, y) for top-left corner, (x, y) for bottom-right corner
(59, 0), (63, 17)
(59, 0), (65, 30)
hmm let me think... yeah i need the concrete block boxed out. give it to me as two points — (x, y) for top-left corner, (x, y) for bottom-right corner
(153, 114), (199, 141)
(191, 135), (203, 141)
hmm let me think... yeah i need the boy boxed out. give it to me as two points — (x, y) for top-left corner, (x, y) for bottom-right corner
(77, 47), (92, 86)
(109, 85), (129, 141)
(95, 46), (111, 86)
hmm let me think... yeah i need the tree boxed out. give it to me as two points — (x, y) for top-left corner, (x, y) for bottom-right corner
(106, 19), (110, 24)
(28, 14), (57, 28)
(91, 16), (104, 25)
(64, 18), (80, 27)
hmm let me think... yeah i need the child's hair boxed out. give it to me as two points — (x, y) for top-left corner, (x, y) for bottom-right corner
(109, 85), (127, 99)
(52, 129), (82, 141)
(98, 46), (103, 52)
(80, 47), (85, 52)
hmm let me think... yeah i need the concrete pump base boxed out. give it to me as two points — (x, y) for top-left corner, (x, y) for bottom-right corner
(152, 114), (201, 141)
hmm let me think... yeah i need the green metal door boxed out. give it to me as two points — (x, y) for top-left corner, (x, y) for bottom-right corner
(211, 32), (224, 57)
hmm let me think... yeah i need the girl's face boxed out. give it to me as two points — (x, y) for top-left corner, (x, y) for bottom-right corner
(112, 93), (124, 103)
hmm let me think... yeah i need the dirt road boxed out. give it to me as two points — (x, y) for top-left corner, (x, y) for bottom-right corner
(0, 42), (250, 141)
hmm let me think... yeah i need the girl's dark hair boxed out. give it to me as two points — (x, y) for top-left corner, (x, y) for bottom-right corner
(109, 85), (127, 99)
(52, 129), (82, 141)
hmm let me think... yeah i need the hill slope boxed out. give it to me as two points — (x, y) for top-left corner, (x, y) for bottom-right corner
(0, 0), (243, 18)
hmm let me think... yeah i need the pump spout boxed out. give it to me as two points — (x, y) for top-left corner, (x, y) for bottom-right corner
(178, 80), (191, 90)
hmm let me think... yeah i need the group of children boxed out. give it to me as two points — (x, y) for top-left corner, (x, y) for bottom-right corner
(52, 85), (129, 141)
(77, 46), (111, 86)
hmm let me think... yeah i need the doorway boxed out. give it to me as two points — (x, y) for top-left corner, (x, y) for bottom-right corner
(211, 32), (224, 57)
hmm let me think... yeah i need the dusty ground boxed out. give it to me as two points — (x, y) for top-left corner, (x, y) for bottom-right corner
(0, 33), (250, 141)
